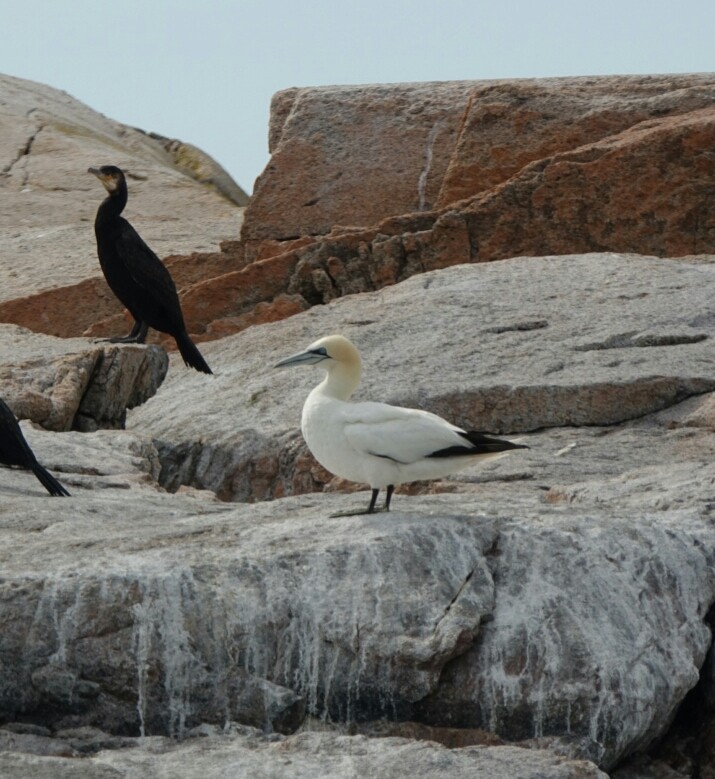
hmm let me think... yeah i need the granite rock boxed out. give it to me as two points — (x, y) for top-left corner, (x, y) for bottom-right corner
(127, 253), (715, 500)
(242, 74), (715, 262)
(0, 324), (167, 431)
(0, 727), (608, 779)
(0, 72), (244, 319)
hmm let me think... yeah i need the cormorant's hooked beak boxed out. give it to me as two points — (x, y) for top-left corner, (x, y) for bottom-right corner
(274, 348), (329, 369)
(88, 167), (101, 178)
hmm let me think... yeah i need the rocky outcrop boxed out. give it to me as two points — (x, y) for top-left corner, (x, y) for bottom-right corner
(142, 130), (249, 206)
(2, 72), (715, 777)
(127, 253), (715, 500)
(0, 324), (167, 431)
(242, 81), (476, 252)
(7, 75), (715, 349)
(0, 72), (244, 307)
(242, 74), (715, 260)
(0, 433), (712, 769)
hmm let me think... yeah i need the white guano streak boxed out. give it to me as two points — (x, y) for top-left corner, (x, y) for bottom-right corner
(417, 121), (443, 211)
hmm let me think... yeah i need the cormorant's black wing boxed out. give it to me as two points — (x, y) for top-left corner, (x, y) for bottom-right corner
(114, 218), (185, 328)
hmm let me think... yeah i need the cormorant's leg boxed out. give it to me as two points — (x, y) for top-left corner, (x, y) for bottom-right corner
(101, 320), (149, 344)
(384, 485), (394, 511)
(329, 488), (382, 518)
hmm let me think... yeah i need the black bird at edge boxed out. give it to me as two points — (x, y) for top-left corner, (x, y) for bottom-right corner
(88, 165), (212, 374)
(0, 398), (70, 496)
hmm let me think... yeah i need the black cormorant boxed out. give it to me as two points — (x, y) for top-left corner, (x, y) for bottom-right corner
(88, 165), (212, 374)
(0, 398), (70, 496)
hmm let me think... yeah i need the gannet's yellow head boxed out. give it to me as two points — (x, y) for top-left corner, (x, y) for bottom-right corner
(275, 334), (361, 370)
(275, 335), (362, 399)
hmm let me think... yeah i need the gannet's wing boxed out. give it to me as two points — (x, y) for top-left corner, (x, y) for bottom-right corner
(343, 403), (469, 464)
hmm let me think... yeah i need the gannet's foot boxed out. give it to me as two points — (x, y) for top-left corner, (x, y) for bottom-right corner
(329, 507), (389, 518)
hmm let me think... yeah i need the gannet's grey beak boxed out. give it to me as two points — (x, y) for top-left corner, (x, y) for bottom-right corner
(274, 349), (328, 368)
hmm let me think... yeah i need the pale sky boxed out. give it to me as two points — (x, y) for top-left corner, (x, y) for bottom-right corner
(1, 0), (714, 194)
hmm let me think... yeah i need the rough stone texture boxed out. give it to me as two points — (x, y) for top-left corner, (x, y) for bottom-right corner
(0, 727), (608, 779)
(435, 75), (715, 207)
(0, 72), (244, 305)
(0, 243), (246, 342)
(127, 253), (715, 501)
(144, 131), (250, 206)
(243, 81), (475, 252)
(0, 324), (168, 431)
(2, 71), (715, 776)
(0, 478), (711, 770)
(0, 254), (713, 772)
(11, 75), (715, 348)
(241, 74), (715, 261)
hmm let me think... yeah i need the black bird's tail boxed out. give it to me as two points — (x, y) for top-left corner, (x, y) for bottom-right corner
(30, 460), (70, 496)
(429, 431), (529, 459)
(175, 330), (213, 374)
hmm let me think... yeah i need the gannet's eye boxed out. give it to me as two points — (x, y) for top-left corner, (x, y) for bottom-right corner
(312, 347), (329, 357)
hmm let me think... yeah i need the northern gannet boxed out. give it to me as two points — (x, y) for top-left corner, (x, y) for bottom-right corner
(276, 335), (527, 514)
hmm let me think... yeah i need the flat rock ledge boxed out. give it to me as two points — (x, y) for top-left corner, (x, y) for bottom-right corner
(128, 253), (715, 501)
(0, 725), (608, 779)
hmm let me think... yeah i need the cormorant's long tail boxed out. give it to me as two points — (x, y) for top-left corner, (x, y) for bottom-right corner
(30, 461), (70, 497)
(175, 330), (213, 375)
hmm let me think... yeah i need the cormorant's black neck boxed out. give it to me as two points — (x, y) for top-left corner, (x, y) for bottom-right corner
(96, 180), (128, 223)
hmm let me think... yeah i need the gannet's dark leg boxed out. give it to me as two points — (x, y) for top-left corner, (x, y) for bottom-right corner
(330, 488), (381, 518)
(102, 320), (149, 344)
(384, 485), (394, 511)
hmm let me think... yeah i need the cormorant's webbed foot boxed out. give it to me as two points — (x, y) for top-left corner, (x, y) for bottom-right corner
(99, 321), (149, 344)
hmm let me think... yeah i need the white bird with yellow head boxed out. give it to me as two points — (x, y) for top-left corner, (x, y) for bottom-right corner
(276, 335), (528, 515)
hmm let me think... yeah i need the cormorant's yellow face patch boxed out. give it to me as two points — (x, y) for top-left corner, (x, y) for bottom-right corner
(88, 166), (122, 194)
(101, 174), (119, 192)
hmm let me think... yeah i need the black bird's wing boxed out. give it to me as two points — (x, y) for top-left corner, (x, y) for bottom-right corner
(428, 431), (529, 458)
(114, 219), (186, 332)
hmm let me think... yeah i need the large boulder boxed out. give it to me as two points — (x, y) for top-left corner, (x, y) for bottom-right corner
(8, 75), (715, 348)
(241, 74), (715, 260)
(0, 324), (168, 431)
(0, 459), (712, 770)
(0, 72), (245, 325)
(0, 254), (712, 771)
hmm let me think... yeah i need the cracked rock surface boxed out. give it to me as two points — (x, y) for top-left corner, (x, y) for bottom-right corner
(0, 251), (712, 774)
(127, 252), (715, 500)
(0, 324), (168, 431)
(0, 483), (712, 770)
(0, 725), (608, 778)
(0, 73), (244, 304)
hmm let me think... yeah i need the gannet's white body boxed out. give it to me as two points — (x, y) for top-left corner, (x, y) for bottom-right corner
(276, 335), (527, 514)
